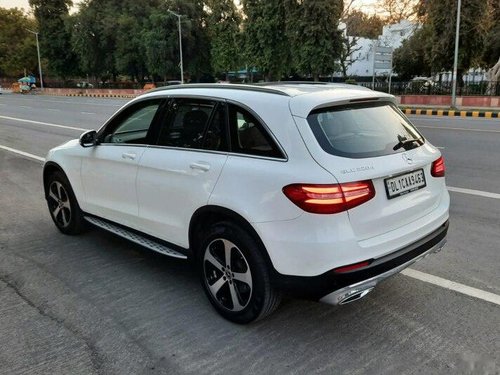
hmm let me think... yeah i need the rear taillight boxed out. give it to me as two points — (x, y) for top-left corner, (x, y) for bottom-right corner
(282, 180), (375, 214)
(431, 156), (445, 177)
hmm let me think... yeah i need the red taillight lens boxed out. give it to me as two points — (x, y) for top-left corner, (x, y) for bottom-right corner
(282, 180), (375, 214)
(431, 156), (445, 177)
(334, 260), (371, 273)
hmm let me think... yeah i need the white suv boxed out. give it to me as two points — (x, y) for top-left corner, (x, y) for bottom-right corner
(44, 83), (449, 323)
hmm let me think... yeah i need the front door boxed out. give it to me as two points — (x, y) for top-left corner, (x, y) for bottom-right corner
(81, 99), (163, 228)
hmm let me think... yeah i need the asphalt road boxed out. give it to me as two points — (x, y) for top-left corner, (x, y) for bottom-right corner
(0, 94), (499, 375)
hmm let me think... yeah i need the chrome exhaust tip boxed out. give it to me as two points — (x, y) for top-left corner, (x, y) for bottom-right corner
(338, 287), (374, 305)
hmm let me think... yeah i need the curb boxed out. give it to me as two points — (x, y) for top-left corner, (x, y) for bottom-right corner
(65, 93), (136, 98)
(402, 108), (499, 119)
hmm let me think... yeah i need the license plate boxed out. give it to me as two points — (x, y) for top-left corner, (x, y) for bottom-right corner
(384, 169), (426, 199)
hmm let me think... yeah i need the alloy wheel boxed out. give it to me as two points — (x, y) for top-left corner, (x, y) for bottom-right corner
(203, 238), (253, 312)
(48, 181), (72, 228)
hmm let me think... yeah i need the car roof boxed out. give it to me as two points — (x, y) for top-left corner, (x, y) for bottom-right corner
(140, 82), (395, 118)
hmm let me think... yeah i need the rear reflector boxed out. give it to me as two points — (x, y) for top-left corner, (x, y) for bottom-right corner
(282, 180), (375, 214)
(334, 260), (371, 273)
(431, 156), (445, 177)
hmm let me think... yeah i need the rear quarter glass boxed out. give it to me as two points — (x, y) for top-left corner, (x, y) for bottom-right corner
(307, 102), (424, 159)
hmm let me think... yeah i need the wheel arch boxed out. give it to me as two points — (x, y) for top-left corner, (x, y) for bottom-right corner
(43, 162), (66, 199)
(189, 205), (274, 268)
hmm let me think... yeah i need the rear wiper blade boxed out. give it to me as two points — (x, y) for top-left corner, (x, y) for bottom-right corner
(393, 135), (421, 151)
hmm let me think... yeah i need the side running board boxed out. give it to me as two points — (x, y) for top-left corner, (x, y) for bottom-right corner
(84, 216), (187, 260)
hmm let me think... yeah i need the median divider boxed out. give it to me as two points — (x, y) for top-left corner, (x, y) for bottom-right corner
(65, 93), (136, 98)
(401, 108), (499, 119)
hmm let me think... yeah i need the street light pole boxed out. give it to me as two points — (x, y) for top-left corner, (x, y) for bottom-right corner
(26, 28), (44, 90)
(167, 10), (184, 84)
(451, 0), (461, 108)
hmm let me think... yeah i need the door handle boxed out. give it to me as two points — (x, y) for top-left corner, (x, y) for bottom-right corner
(189, 162), (211, 172)
(122, 152), (137, 160)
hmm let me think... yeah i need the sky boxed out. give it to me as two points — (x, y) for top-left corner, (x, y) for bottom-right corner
(0, 0), (379, 14)
(0, 0), (82, 13)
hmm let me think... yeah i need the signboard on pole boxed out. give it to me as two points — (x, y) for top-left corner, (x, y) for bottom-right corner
(372, 43), (393, 91)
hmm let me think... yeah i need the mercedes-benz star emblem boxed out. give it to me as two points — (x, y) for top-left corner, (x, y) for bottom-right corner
(402, 153), (413, 165)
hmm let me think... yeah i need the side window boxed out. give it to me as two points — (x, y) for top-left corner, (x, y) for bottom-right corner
(157, 99), (215, 149)
(101, 100), (161, 145)
(227, 104), (283, 158)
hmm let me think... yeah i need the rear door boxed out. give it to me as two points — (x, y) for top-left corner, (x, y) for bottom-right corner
(136, 98), (228, 247)
(296, 101), (445, 240)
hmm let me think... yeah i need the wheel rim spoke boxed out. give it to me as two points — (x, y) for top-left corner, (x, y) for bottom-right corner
(232, 269), (252, 286)
(56, 182), (64, 200)
(222, 239), (233, 267)
(205, 249), (224, 269)
(52, 206), (61, 219)
(48, 189), (59, 203)
(208, 275), (227, 296)
(228, 283), (244, 311)
(61, 209), (69, 227)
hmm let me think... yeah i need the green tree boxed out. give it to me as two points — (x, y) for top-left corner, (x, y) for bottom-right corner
(421, 0), (489, 84)
(114, 0), (160, 82)
(143, 4), (179, 82)
(287, 0), (343, 81)
(29, 0), (77, 78)
(143, 0), (211, 83)
(376, 0), (419, 23)
(480, 0), (500, 68)
(205, 0), (242, 80)
(344, 10), (383, 39)
(176, 0), (211, 82)
(242, 0), (290, 81)
(72, 0), (161, 83)
(393, 26), (432, 79)
(0, 7), (38, 77)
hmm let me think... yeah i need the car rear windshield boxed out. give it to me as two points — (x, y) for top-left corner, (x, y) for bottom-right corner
(307, 102), (424, 159)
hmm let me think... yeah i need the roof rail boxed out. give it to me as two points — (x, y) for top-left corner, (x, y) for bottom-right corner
(256, 81), (335, 86)
(146, 83), (290, 96)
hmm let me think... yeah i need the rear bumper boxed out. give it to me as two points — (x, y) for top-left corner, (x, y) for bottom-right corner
(272, 220), (449, 302)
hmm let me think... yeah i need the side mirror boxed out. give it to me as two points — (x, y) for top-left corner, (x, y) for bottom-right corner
(79, 130), (98, 147)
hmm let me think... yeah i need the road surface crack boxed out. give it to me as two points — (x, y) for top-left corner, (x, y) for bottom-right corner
(0, 274), (104, 375)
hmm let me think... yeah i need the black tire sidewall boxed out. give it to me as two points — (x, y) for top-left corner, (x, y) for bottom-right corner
(197, 221), (271, 324)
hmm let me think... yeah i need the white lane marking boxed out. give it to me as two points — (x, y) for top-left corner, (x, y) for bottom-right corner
(19, 105), (31, 109)
(46, 108), (61, 112)
(435, 146), (445, 149)
(35, 98), (123, 107)
(402, 268), (500, 306)
(417, 125), (500, 133)
(0, 115), (87, 132)
(81, 111), (96, 115)
(447, 186), (500, 200)
(0, 145), (45, 162)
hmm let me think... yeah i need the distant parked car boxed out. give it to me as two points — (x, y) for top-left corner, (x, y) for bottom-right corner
(405, 77), (442, 94)
(43, 83), (449, 323)
(76, 82), (94, 88)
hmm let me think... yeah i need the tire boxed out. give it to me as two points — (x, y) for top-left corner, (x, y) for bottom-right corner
(46, 171), (86, 235)
(197, 221), (281, 324)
